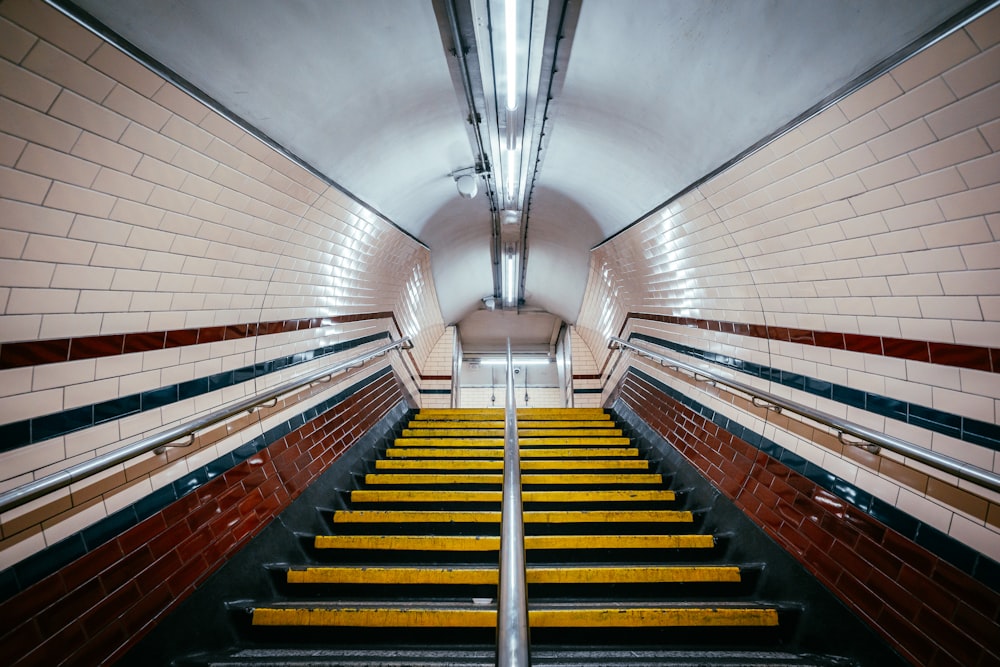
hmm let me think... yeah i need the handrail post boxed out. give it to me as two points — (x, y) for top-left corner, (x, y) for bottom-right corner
(497, 339), (529, 666)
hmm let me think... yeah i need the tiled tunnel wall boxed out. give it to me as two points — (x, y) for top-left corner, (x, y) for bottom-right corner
(0, 0), (998, 665)
(577, 5), (1000, 560)
(0, 0), (449, 630)
(574, 6), (1000, 664)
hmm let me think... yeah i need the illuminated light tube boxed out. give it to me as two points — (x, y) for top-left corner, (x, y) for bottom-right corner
(506, 150), (517, 200)
(505, 0), (517, 111)
(480, 358), (552, 366)
(503, 251), (516, 306)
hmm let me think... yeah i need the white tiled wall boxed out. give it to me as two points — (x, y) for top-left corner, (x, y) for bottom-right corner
(419, 326), (455, 408)
(0, 0), (445, 566)
(576, 8), (1000, 555)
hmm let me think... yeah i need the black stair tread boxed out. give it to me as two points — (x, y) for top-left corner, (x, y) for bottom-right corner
(246, 600), (790, 611)
(178, 647), (856, 667)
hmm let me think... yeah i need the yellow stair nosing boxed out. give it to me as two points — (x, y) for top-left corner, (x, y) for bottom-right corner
(373, 459), (650, 470)
(313, 533), (715, 550)
(385, 447), (639, 458)
(285, 565), (741, 586)
(527, 606), (779, 628)
(251, 605), (778, 628)
(349, 489), (676, 503)
(314, 535), (501, 550)
(332, 509), (693, 523)
(363, 473), (663, 485)
(393, 437), (630, 446)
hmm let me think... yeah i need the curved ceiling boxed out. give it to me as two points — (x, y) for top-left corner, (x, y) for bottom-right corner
(68, 0), (974, 348)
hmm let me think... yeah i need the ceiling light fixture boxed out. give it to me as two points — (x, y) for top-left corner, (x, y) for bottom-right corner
(455, 173), (479, 199)
(451, 166), (480, 199)
(502, 244), (518, 307)
(504, 0), (518, 112)
(479, 357), (551, 366)
(470, 0), (546, 309)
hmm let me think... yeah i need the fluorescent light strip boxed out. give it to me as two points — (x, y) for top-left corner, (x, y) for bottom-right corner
(505, 0), (517, 111)
(479, 358), (551, 366)
(503, 252), (516, 305)
(506, 150), (517, 199)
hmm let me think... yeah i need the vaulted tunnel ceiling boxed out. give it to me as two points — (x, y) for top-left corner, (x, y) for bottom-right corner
(67, 0), (975, 350)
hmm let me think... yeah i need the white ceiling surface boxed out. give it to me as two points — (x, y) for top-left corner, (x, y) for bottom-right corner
(72, 0), (971, 349)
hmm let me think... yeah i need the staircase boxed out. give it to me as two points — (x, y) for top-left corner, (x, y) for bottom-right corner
(191, 407), (863, 666)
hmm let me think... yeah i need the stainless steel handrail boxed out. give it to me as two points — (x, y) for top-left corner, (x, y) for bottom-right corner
(0, 337), (413, 515)
(610, 336), (1000, 495)
(497, 339), (530, 666)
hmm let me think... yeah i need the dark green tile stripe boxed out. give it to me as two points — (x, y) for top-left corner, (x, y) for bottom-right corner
(0, 332), (392, 453)
(629, 332), (1000, 452)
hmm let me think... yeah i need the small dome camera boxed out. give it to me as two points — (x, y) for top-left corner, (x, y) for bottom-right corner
(513, 367), (521, 375)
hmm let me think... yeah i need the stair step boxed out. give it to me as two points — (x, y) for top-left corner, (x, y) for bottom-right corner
(349, 489), (676, 503)
(406, 420), (621, 429)
(363, 473), (663, 485)
(392, 437), (631, 446)
(374, 459), (650, 470)
(413, 409), (609, 421)
(332, 509), (693, 523)
(313, 534), (715, 551)
(385, 447), (639, 458)
(177, 647), (853, 667)
(177, 647), (856, 667)
(400, 429), (625, 437)
(250, 602), (780, 628)
(285, 565), (742, 585)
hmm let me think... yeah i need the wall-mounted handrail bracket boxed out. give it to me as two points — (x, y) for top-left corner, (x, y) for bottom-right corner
(609, 336), (1000, 495)
(153, 433), (196, 455)
(693, 372), (716, 386)
(751, 396), (783, 414)
(247, 397), (280, 414)
(0, 336), (413, 515)
(838, 431), (880, 454)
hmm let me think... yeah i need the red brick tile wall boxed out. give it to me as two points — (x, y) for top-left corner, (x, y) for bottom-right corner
(618, 372), (1000, 667)
(0, 371), (405, 667)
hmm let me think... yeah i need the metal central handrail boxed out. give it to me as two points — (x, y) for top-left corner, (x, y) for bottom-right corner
(0, 336), (413, 515)
(610, 336), (1000, 495)
(497, 339), (529, 666)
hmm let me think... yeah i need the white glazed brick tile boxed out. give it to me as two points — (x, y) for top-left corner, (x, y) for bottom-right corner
(952, 319), (1000, 347)
(0, 386), (62, 423)
(926, 83), (1000, 140)
(909, 128), (991, 173)
(41, 496), (107, 547)
(0, 98), (82, 153)
(949, 515), (1000, 562)
(890, 29), (979, 91)
(918, 295), (982, 320)
(86, 42), (163, 98)
(877, 77), (957, 130)
(48, 89), (129, 141)
(0, 528), (47, 569)
(920, 217), (993, 249)
(0, 258), (54, 288)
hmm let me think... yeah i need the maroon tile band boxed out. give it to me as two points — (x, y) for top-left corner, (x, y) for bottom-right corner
(619, 312), (999, 374)
(0, 312), (396, 370)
